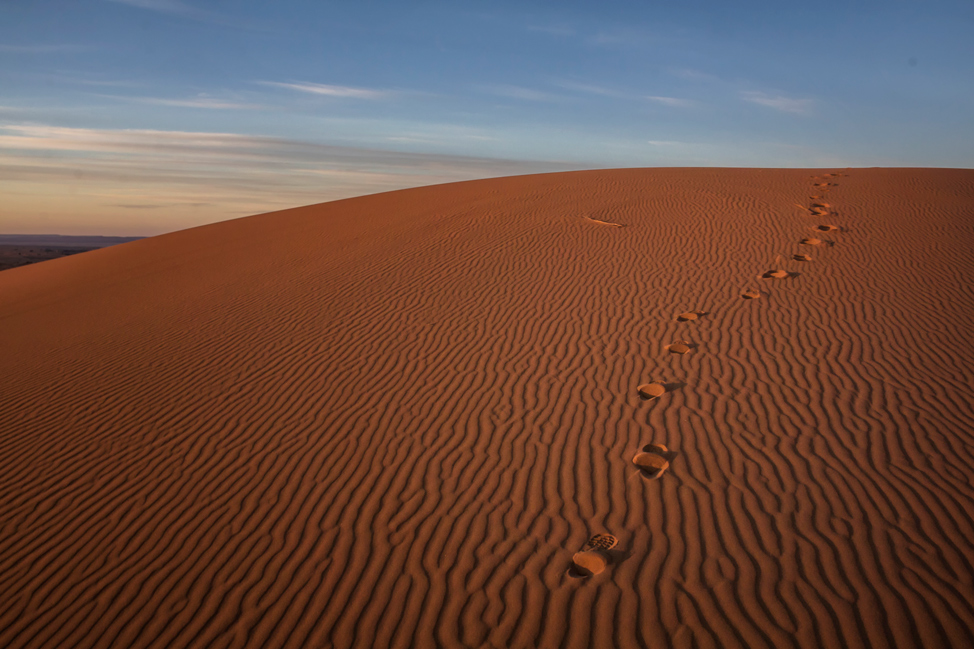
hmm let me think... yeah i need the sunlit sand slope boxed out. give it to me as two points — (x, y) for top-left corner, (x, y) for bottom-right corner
(2, 168), (974, 649)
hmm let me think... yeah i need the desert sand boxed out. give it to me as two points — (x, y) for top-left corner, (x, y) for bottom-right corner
(2, 168), (974, 648)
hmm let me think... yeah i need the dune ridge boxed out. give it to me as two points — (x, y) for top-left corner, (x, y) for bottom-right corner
(2, 168), (974, 648)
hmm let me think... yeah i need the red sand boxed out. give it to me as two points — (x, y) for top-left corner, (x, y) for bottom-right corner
(2, 168), (974, 648)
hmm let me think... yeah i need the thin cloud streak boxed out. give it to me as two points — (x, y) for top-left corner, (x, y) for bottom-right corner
(478, 84), (564, 102)
(646, 95), (696, 108)
(741, 91), (813, 115)
(106, 0), (197, 16)
(104, 0), (256, 29)
(587, 27), (650, 48)
(0, 44), (89, 53)
(554, 81), (628, 98)
(0, 125), (572, 171)
(259, 81), (390, 99)
(526, 24), (576, 37)
(668, 68), (719, 82)
(115, 96), (265, 110)
(0, 124), (581, 233)
(9, 72), (144, 88)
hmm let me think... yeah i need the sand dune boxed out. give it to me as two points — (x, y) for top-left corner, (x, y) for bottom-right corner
(2, 168), (974, 648)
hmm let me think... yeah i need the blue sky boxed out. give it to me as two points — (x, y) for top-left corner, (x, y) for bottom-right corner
(1, 0), (972, 234)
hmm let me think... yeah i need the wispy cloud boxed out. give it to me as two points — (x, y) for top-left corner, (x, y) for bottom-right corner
(113, 95), (264, 110)
(668, 68), (718, 82)
(741, 91), (813, 115)
(106, 0), (196, 15)
(63, 77), (141, 88)
(0, 44), (89, 54)
(587, 27), (649, 48)
(526, 24), (575, 37)
(646, 95), (696, 108)
(386, 132), (495, 145)
(545, 83), (694, 107)
(478, 84), (563, 102)
(105, 0), (250, 28)
(11, 72), (142, 88)
(0, 124), (579, 234)
(553, 81), (628, 98)
(258, 81), (390, 100)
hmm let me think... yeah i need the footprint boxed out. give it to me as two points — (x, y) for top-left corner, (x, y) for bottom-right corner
(665, 340), (692, 355)
(799, 237), (826, 246)
(633, 448), (670, 479)
(761, 269), (793, 280)
(676, 311), (706, 322)
(792, 254), (812, 262)
(814, 224), (840, 232)
(585, 217), (624, 227)
(741, 290), (762, 299)
(637, 381), (667, 400)
(570, 534), (619, 577)
(796, 202), (833, 217)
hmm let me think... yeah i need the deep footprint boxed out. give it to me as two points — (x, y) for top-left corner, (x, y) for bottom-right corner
(665, 340), (692, 355)
(633, 450), (669, 479)
(570, 534), (619, 577)
(797, 202), (833, 217)
(637, 382), (667, 400)
(792, 254), (812, 262)
(810, 203), (832, 216)
(761, 269), (793, 280)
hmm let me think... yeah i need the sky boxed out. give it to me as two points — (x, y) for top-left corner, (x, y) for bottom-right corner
(1, 0), (972, 235)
